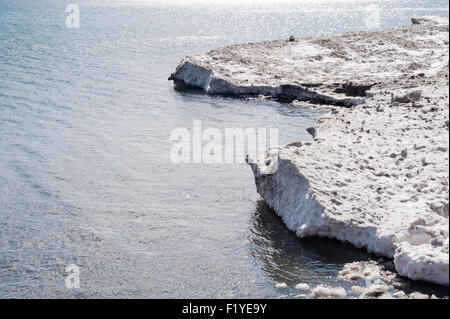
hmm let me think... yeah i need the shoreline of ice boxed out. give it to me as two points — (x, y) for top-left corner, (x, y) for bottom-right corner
(169, 16), (449, 286)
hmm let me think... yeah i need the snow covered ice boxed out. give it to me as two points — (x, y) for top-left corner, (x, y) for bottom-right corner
(170, 16), (449, 286)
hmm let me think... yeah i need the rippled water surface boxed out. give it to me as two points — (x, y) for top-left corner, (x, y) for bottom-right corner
(0, 0), (448, 298)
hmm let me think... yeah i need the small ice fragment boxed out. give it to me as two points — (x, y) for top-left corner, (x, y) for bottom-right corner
(295, 283), (310, 290)
(392, 291), (407, 299)
(408, 292), (430, 299)
(311, 285), (347, 298)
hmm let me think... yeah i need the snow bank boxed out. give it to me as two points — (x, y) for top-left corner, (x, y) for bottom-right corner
(170, 17), (449, 286)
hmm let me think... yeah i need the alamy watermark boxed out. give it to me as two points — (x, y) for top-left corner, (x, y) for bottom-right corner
(65, 4), (80, 29)
(170, 121), (279, 165)
(65, 264), (80, 289)
(364, 5), (381, 30)
(363, 263), (384, 288)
